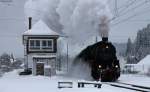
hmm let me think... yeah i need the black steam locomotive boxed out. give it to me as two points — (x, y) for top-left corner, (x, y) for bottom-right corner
(76, 37), (120, 82)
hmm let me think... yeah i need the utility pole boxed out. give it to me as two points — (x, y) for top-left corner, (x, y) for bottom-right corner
(114, 0), (119, 17)
(95, 36), (98, 43)
(66, 43), (69, 72)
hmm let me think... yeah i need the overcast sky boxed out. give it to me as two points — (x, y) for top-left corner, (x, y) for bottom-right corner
(0, 0), (150, 57)
(109, 0), (150, 42)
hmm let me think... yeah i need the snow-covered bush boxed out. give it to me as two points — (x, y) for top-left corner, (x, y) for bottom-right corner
(11, 59), (23, 69)
(0, 53), (23, 74)
(0, 53), (11, 67)
(127, 24), (150, 64)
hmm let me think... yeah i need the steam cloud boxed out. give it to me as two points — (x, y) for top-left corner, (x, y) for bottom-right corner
(99, 15), (110, 38)
(68, 60), (92, 80)
(24, 0), (112, 80)
(24, 0), (112, 44)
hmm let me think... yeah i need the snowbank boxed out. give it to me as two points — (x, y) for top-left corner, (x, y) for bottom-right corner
(138, 55), (150, 65)
(119, 74), (150, 88)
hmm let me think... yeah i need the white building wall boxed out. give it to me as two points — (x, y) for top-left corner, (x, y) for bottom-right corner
(27, 55), (34, 69)
(26, 53), (57, 76)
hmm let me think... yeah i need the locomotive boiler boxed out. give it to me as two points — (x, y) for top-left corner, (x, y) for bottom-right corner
(75, 37), (120, 82)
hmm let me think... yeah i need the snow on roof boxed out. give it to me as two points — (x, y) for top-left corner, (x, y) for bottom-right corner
(134, 55), (150, 73)
(137, 55), (150, 65)
(23, 20), (59, 36)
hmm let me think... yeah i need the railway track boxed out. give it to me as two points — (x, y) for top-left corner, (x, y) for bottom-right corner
(57, 81), (150, 92)
(103, 82), (150, 92)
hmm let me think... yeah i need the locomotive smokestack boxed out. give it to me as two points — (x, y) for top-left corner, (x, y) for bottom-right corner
(102, 37), (108, 42)
(28, 17), (32, 30)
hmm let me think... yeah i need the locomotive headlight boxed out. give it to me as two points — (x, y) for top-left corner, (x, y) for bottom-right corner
(98, 65), (102, 68)
(115, 65), (118, 68)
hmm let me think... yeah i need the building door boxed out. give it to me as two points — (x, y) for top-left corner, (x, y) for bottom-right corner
(36, 63), (44, 75)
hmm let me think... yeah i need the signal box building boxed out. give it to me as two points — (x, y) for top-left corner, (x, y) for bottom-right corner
(22, 18), (59, 76)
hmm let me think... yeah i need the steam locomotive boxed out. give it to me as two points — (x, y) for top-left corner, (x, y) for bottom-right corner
(76, 37), (120, 82)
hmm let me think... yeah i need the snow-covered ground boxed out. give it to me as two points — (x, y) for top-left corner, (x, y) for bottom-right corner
(119, 74), (150, 88)
(0, 70), (150, 92)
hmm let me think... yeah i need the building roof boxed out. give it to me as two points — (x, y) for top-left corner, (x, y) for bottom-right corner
(137, 55), (150, 65)
(23, 20), (60, 36)
(133, 55), (150, 73)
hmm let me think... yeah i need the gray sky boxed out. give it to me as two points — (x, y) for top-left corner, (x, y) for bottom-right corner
(109, 0), (150, 42)
(0, 0), (150, 57)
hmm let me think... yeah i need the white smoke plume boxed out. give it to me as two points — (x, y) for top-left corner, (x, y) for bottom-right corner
(68, 59), (93, 80)
(24, 0), (63, 33)
(99, 15), (110, 38)
(24, 0), (112, 44)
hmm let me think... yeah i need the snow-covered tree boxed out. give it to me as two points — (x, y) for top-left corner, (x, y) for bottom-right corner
(126, 38), (137, 64)
(0, 53), (12, 72)
(0, 53), (24, 73)
(126, 38), (132, 56)
(0, 53), (11, 67)
(11, 59), (23, 69)
(131, 24), (150, 63)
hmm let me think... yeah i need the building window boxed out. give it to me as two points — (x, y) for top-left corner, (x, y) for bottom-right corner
(29, 39), (53, 51)
(29, 40), (40, 49)
(42, 40), (52, 49)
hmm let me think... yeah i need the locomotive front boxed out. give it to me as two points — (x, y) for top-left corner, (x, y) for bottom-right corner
(91, 37), (120, 81)
(75, 37), (120, 82)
